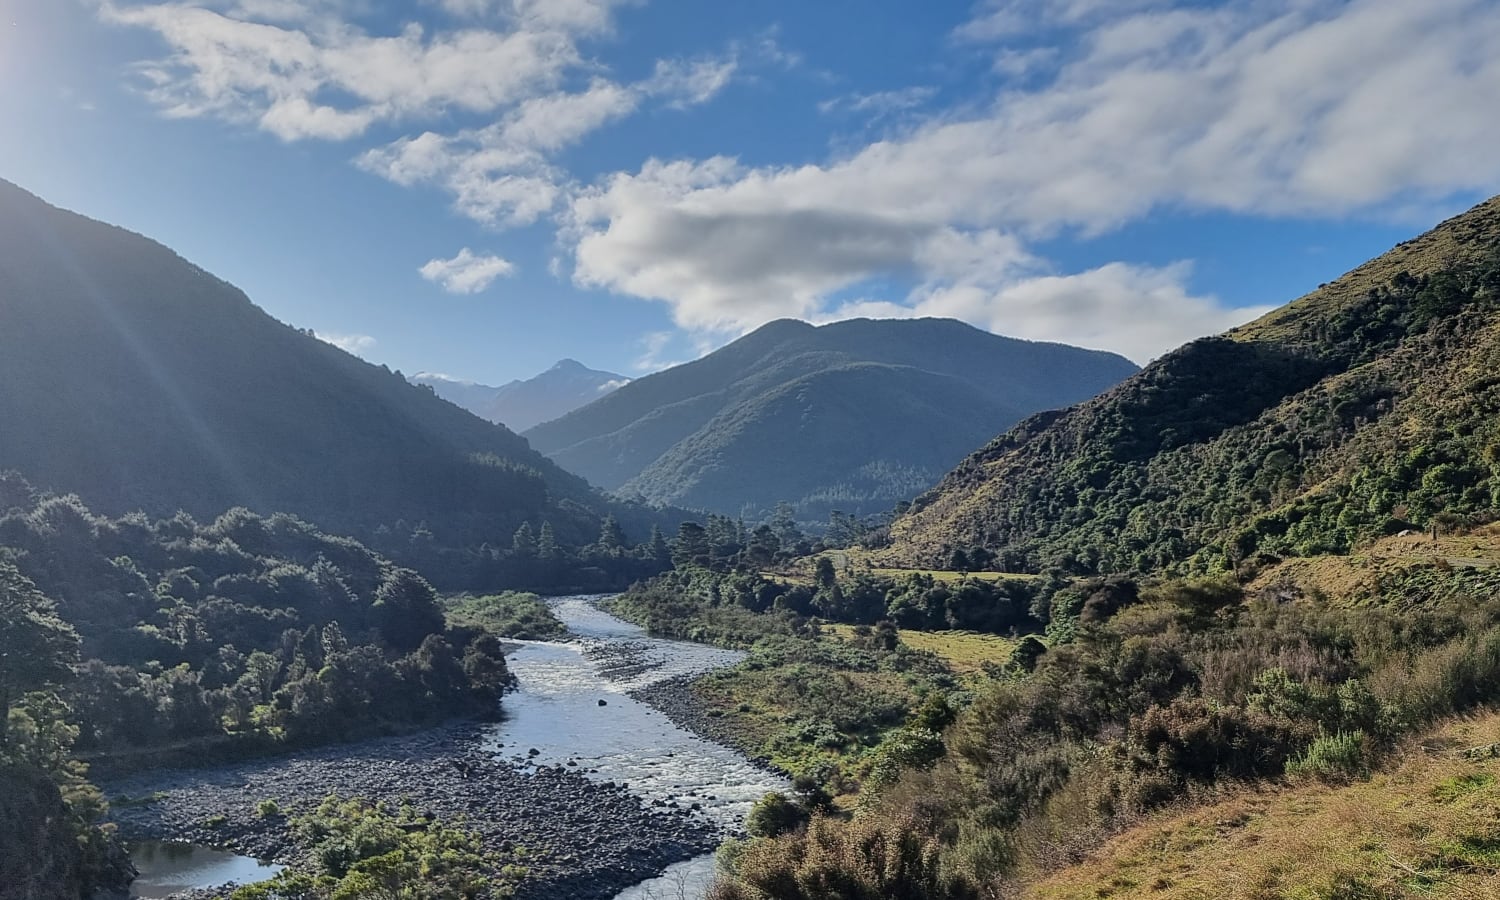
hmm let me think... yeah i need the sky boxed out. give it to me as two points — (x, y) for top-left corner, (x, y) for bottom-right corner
(4, 0), (1500, 386)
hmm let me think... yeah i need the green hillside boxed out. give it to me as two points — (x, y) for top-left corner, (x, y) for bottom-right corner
(526, 317), (1137, 521)
(0, 179), (643, 553)
(887, 195), (1500, 574)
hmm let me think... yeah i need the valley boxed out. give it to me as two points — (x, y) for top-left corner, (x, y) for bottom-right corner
(4, 85), (1500, 900)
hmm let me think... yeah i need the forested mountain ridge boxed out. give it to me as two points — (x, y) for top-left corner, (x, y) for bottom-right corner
(0, 179), (641, 551)
(886, 194), (1500, 574)
(411, 358), (628, 432)
(525, 317), (1137, 521)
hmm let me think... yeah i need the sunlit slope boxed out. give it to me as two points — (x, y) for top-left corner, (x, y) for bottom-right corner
(1028, 711), (1500, 900)
(888, 195), (1500, 574)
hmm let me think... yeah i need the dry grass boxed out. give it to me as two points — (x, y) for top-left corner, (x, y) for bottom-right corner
(1028, 711), (1500, 900)
(766, 549), (1040, 586)
(1248, 526), (1500, 606)
(823, 624), (1018, 676)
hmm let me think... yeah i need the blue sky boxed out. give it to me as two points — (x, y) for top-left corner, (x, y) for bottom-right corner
(4, 0), (1500, 386)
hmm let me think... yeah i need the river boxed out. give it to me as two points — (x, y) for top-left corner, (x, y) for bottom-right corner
(494, 596), (788, 900)
(122, 595), (786, 900)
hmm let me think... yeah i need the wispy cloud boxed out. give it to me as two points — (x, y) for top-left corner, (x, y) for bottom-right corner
(818, 86), (937, 118)
(420, 248), (516, 293)
(316, 331), (378, 356)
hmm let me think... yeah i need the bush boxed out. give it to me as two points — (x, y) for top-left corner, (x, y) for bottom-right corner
(714, 813), (979, 900)
(1286, 730), (1367, 782)
(746, 792), (808, 839)
(255, 799), (281, 819)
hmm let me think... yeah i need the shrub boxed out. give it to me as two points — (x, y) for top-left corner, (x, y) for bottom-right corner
(715, 813), (979, 900)
(746, 792), (808, 839)
(1286, 730), (1367, 782)
(255, 799), (281, 819)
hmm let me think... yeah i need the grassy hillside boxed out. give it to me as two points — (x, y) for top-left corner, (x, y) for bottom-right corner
(526, 317), (1137, 521)
(1029, 711), (1500, 900)
(0, 179), (645, 552)
(887, 195), (1500, 574)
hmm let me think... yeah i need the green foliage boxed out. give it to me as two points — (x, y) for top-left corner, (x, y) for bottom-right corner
(746, 792), (809, 838)
(0, 563), (78, 749)
(0, 486), (511, 762)
(231, 795), (523, 900)
(1286, 730), (1368, 781)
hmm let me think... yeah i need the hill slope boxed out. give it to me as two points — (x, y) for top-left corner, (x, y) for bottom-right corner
(887, 195), (1500, 573)
(524, 318), (1137, 520)
(412, 359), (628, 432)
(0, 179), (615, 546)
(1029, 711), (1500, 900)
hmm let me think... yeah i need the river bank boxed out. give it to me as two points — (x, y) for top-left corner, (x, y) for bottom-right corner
(105, 596), (789, 900)
(105, 720), (718, 899)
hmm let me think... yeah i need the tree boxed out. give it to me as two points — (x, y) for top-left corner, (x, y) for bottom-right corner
(372, 568), (445, 652)
(646, 525), (671, 566)
(597, 515), (626, 557)
(511, 522), (536, 559)
(672, 522), (710, 569)
(0, 563), (79, 749)
(538, 521), (559, 560)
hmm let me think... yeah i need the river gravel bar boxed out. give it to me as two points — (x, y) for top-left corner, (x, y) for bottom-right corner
(104, 721), (719, 900)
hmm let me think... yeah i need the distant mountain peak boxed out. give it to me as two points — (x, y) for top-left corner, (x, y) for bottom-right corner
(411, 360), (628, 432)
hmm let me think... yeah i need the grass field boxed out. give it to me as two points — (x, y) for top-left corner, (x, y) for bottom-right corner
(1028, 711), (1500, 899)
(765, 548), (1042, 587)
(823, 624), (1019, 676)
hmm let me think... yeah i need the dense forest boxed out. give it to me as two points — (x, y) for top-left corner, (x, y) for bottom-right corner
(0, 471), (531, 897)
(888, 196), (1500, 576)
(525, 317), (1136, 522)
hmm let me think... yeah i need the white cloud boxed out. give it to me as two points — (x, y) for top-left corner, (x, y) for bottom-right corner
(103, 1), (749, 228)
(100, 0), (628, 140)
(632, 330), (687, 372)
(316, 331), (378, 356)
(565, 0), (1500, 361)
(819, 86), (937, 118)
(419, 247), (516, 293)
(645, 53), (739, 108)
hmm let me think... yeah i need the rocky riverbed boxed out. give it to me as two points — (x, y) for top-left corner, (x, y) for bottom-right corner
(627, 676), (782, 775)
(105, 721), (719, 900)
(106, 597), (790, 900)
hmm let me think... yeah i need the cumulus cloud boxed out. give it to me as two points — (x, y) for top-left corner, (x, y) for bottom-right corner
(420, 248), (516, 293)
(316, 331), (378, 356)
(564, 0), (1500, 360)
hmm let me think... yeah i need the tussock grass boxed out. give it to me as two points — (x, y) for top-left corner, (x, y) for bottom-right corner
(823, 624), (1018, 677)
(1028, 711), (1500, 900)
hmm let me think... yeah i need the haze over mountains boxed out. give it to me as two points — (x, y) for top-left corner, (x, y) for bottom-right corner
(525, 318), (1137, 521)
(0, 179), (640, 548)
(411, 360), (629, 432)
(889, 194), (1500, 574)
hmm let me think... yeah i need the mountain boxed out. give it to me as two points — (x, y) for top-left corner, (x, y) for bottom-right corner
(0, 178), (628, 549)
(524, 318), (1138, 521)
(411, 359), (628, 432)
(886, 195), (1500, 573)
